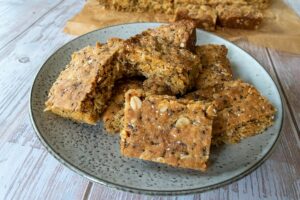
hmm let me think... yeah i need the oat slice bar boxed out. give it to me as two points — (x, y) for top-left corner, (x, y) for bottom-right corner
(216, 5), (263, 30)
(118, 21), (199, 95)
(45, 40), (124, 124)
(211, 80), (276, 144)
(124, 32), (201, 95)
(120, 89), (216, 171)
(186, 80), (276, 144)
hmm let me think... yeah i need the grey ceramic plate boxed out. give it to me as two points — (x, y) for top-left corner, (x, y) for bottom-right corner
(30, 23), (283, 195)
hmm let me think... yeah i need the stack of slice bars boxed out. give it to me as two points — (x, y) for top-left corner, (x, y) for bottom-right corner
(98, 0), (270, 30)
(45, 21), (276, 171)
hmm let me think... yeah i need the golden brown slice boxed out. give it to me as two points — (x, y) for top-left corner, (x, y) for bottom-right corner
(174, 5), (217, 31)
(102, 79), (143, 134)
(120, 21), (199, 95)
(185, 80), (276, 144)
(45, 40), (124, 124)
(99, 0), (270, 13)
(194, 44), (233, 90)
(114, 21), (200, 95)
(120, 89), (216, 171)
(216, 4), (263, 30)
(124, 32), (201, 95)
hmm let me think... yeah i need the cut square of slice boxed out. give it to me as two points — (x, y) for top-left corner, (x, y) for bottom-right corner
(185, 80), (276, 144)
(45, 39), (124, 124)
(124, 33), (201, 95)
(120, 89), (216, 171)
(216, 4), (263, 30)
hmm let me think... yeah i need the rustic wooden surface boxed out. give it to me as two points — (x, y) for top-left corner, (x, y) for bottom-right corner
(0, 0), (299, 199)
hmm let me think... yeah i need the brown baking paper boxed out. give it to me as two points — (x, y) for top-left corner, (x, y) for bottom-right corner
(64, 0), (300, 54)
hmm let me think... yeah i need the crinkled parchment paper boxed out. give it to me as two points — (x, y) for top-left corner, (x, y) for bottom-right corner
(64, 0), (300, 54)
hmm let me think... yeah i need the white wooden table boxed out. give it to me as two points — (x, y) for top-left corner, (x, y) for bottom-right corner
(0, 1), (299, 199)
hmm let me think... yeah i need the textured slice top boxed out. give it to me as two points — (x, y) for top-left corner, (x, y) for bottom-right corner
(143, 20), (197, 50)
(45, 40), (124, 124)
(185, 80), (276, 144)
(195, 44), (233, 90)
(120, 89), (216, 171)
(124, 33), (201, 95)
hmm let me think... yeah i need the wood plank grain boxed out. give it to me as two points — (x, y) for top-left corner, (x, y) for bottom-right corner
(87, 41), (300, 200)
(0, 143), (89, 200)
(0, 0), (64, 49)
(0, 0), (91, 199)
(0, 0), (84, 147)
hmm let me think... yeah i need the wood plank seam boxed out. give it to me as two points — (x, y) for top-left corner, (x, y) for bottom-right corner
(11, 151), (48, 200)
(83, 182), (93, 200)
(0, 86), (30, 123)
(266, 48), (300, 138)
(0, 0), (65, 51)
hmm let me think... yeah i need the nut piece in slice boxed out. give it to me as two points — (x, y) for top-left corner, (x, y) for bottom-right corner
(45, 40), (124, 124)
(185, 80), (276, 144)
(102, 79), (143, 134)
(120, 89), (216, 171)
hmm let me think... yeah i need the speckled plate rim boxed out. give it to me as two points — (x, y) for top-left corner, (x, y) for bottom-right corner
(29, 22), (284, 196)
